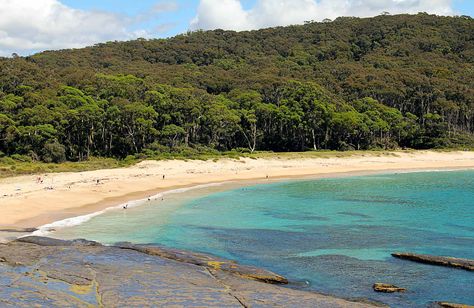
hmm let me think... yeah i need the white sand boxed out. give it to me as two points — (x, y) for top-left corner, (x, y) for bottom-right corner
(0, 151), (473, 231)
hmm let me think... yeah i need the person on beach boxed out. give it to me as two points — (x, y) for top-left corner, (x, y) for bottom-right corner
(162, 174), (165, 180)
(123, 204), (128, 209)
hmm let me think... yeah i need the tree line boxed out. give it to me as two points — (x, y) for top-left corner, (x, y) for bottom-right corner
(0, 13), (473, 162)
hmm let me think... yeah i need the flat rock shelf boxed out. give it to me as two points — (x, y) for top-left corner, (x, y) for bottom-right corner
(0, 236), (381, 307)
(392, 253), (474, 271)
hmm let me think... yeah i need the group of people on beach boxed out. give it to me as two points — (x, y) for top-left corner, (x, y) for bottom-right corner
(36, 176), (55, 190)
(122, 174), (166, 210)
(120, 173), (273, 210)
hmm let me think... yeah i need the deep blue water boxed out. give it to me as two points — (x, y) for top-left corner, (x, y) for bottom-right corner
(55, 170), (474, 307)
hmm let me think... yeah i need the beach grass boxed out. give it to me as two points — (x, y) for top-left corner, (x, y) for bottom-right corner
(0, 148), (469, 178)
(0, 157), (131, 178)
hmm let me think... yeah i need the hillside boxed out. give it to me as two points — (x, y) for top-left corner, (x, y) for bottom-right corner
(0, 13), (473, 162)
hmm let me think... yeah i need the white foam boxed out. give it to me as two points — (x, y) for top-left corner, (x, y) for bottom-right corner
(30, 182), (230, 238)
(28, 167), (474, 238)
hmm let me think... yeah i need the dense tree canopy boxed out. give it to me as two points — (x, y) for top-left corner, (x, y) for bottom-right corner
(0, 13), (473, 161)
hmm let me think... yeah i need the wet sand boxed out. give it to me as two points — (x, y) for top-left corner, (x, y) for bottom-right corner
(1, 151), (473, 242)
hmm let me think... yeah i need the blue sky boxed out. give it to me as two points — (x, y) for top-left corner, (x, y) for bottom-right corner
(61, 0), (193, 38)
(455, 0), (474, 15)
(60, 0), (260, 38)
(59, 0), (473, 39)
(0, 0), (472, 56)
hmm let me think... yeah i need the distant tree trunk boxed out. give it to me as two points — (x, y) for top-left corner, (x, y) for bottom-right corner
(126, 125), (138, 153)
(311, 129), (317, 150)
(184, 131), (189, 147)
(109, 133), (113, 155)
(242, 122), (257, 153)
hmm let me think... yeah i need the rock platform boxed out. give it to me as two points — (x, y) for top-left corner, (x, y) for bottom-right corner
(0, 236), (380, 307)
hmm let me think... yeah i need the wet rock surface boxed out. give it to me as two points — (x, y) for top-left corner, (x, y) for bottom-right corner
(0, 227), (38, 233)
(0, 229), (39, 243)
(372, 283), (406, 293)
(433, 302), (474, 308)
(116, 242), (288, 284)
(17, 236), (101, 247)
(0, 236), (379, 307)
(392, 252), (474, 271)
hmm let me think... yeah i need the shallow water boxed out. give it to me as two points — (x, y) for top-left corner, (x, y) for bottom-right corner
(54, 170), (474, 307)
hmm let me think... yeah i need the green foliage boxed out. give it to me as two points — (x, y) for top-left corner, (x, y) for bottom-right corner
(161, 124), (185, 147)
(10, 154), (32, 162)
(42, 142), (67, 163)
(0, 14), (472, 163)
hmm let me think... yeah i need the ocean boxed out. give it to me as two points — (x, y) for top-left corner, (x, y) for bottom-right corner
(51, 170), (474, 307)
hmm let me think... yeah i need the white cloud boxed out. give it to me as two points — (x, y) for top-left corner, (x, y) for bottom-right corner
(135, 1), (179, 24)
(0, 0), (145, 56)
(191, 0), (454, 31)
(191, 0), (250, 31)
(0, 0), (456, 56)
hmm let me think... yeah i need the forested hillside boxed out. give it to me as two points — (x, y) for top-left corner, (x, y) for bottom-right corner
(0, 13), (473, 162)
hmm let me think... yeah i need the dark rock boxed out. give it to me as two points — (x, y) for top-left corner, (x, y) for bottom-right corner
(17, 236), (101, 247)
(0, 227), (38, 233)
(434, 302), (474, 308)
(115, 242), (288, 284)
(373, 283), (406, 293)
(0, 237), (379, 307)
(392, 252), (474, 271)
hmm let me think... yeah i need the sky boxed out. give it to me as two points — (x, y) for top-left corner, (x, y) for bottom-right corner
(0, 0), (472, 57)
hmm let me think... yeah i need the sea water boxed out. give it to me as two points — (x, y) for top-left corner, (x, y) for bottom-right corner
(53, 170), (474, 307)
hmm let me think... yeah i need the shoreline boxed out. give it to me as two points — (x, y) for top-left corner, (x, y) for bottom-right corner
(1, 150), (474, 242)
(32, 165), (474, 240)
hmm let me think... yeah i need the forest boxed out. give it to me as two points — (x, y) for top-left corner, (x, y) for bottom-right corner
(0, 13), (473, 163)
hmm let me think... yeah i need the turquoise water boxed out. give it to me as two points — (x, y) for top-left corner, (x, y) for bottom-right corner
(54, 170), (474, 307)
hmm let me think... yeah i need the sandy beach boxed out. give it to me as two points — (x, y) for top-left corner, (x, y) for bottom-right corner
(1, 151), (474, 237)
